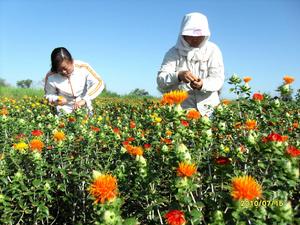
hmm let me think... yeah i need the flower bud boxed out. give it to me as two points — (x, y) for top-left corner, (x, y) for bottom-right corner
(200, 116), (211, 126)
(136, 155), (147, 167)
(103, 210), (117, 224)
(92, 170), (102, 180)
(176, 143), (188, 154)
(218, 122), (226, 131)
(161, 145), (169, 153)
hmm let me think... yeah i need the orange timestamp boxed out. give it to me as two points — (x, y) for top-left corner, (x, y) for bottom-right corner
(241, 199), (284, 208)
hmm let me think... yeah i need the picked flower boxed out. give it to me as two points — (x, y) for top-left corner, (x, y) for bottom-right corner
(231, 175), (262, 200)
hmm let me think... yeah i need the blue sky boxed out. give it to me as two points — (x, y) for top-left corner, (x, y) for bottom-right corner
(0, 0), (299, 98)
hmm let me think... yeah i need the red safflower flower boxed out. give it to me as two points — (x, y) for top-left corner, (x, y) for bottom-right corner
(263, 132), (288, 142)
(252, 93), (264, 101)
(180, 120), (189, 127)
(16, 133), (26, 140)
(68, 117), (76, 123)
(130, 121), (136, 129)
(215, 156), (231, 165)
(144, 143), (151, 149)
(286, 146), (300, 157)
(91, 126), (100, 132)
(165, 210), (186, 225)
(126, 137), (135, 142)
(31, 130), (44, 136)
(113, 128), (120, 134)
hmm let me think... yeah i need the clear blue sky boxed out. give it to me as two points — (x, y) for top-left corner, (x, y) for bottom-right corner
(0, 0), (299, 98)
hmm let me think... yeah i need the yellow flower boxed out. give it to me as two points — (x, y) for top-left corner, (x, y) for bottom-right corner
(13, 142), (29, 152)
(231, 175), (262, 200)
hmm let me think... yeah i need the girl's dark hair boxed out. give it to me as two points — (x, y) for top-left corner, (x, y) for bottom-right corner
(51, 47), (73, 73)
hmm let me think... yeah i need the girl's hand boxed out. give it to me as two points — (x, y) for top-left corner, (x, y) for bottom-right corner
(190, 79), (203, 90)
(178, 71), (198, 83)
(73, 100), (86, 110)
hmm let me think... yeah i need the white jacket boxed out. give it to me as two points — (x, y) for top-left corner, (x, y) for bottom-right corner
(44, 60), (104, 114)
(157, 13), (224, 116)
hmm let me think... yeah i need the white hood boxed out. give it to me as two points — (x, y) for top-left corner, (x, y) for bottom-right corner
(175, 12), (211, 61)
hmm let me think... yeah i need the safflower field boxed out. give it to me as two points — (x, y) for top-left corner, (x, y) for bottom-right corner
(0, 75), (299, 225)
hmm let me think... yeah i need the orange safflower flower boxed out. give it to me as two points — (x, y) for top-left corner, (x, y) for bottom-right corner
(29, 139), (44, 152)
(88, 174), (118, 204)
(1, 107), (8, 116)
(243, 76), (252, 83)
(221, 99), (231, 105)
(161, 90), (188, 105)
(130, 121), (136, 129)
(165, 210), (186, 225)
(125, 144), (143, 156)
(186, 109), (201, 120)
(166, 130), (172, 136)
(177, 162), (197, 177)
(245, 120), (257, 130)
(293, 122), (298, 129)
(53, 131), (65, 141)
(231, 175), (262, 200)
(161, 138), (172, 145)
(283, 75), (295, 84)
(252, 93), (264, 101)
(68, 117), (76, 123)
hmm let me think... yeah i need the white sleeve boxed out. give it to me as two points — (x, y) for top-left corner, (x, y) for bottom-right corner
(81, 64), (105, 106)
(201, 46), (225, 92)
(44, 73), (58, 103)
(157, 48), (180, 93)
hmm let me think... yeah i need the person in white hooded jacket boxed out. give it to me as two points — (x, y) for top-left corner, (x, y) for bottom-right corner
(157, 12), (224, 116)
(44, 47), (105, 114)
